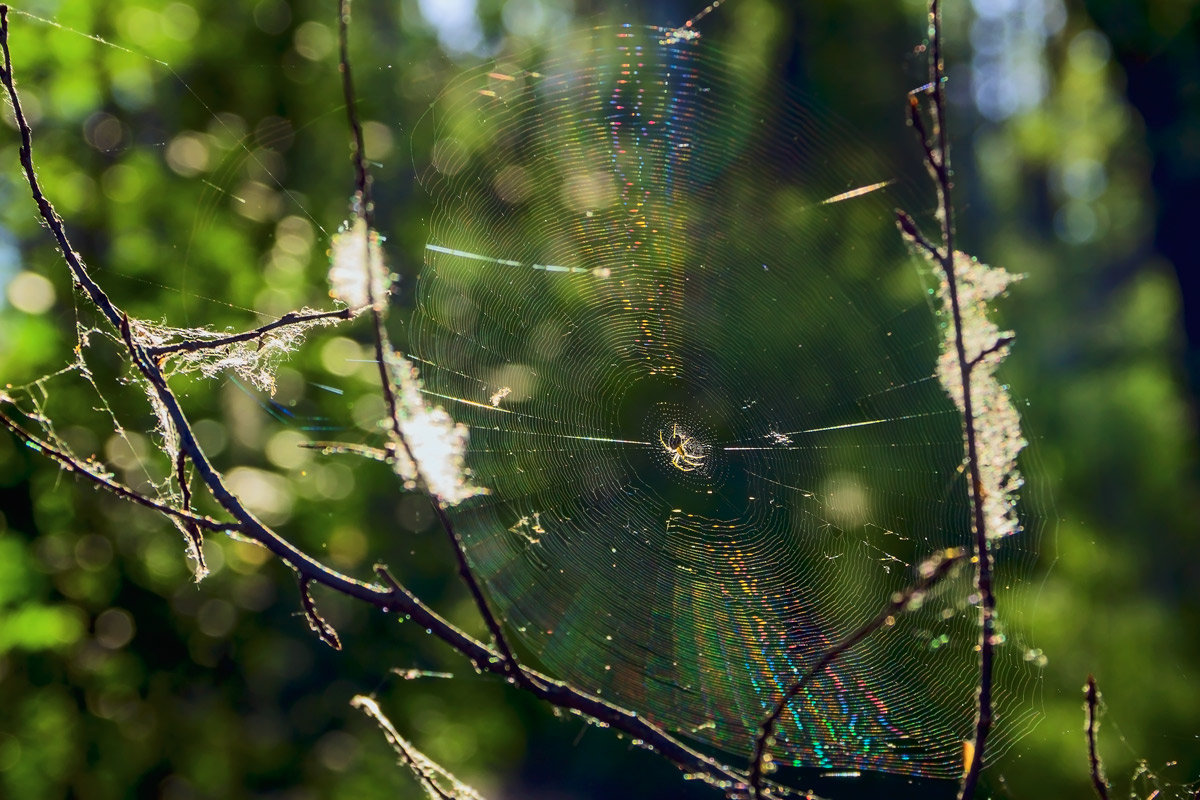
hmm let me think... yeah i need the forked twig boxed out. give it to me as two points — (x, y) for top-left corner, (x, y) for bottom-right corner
(748, 549), (967, 799)
(300, 577), (343, 650)
(173, 446), (207, 576)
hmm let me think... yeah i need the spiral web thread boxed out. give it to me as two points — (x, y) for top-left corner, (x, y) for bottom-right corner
(423, 23), (1044, 779)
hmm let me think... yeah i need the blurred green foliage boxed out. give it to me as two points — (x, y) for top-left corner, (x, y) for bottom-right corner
(0, 0), (1197, 799)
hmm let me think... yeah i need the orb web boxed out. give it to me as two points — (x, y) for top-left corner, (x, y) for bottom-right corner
(411, 24), (1039, 778)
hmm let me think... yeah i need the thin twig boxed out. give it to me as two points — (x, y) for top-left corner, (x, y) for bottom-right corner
(146, 308), (354, 358)
(0, 406), (237, 534)
(352, 695), (479, 800)
(896, 208), (940, 261)
(748, 549), (967, 799)
(900, 3), (997, 796)
(0, 4), (124, 331)
(173, 446), (207, 576)
(301, 576), (343, 650)
(968, 336), (1014, 370)
(1085, 675), (1111, 800)
(333, 0), (529, 688)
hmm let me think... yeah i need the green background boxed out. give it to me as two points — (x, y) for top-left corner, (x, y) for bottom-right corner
(1, 0), (1197, 798)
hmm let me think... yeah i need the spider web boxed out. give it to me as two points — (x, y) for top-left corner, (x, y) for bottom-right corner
(411, 23), (1042, 778)
(0, 4), (1047, 785)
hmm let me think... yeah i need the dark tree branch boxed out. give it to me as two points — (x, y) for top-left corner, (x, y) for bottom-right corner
(0, 4), (124, 331)
(899, 4), (998, 796)
(0, 406), (237, 534)
(968, 337), (1015, 371)
(368, 566), (748, 790)
(1085, 675), (1111, 800)
(895, 207), (940, 261)
(173, 446), (207, 576)
(748, 549), (967, 799)
(146, 308), (354, 358)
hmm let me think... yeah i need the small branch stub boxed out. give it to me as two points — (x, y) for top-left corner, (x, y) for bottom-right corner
(300, 578), (343, 650)
(1085, 675), (1111, 800)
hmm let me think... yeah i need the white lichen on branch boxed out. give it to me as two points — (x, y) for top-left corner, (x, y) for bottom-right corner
(328, 215), (390, 311)
(131, 312), (343, 394)
(382, 349), (486, 506)
(934, 251), (1026, 541)
(319, 209), (484, 506)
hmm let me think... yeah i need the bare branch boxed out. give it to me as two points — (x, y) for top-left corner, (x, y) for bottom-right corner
(968, 336), (1015, 371)
(0, 405), (236, 534)
(899, 3), (998, 796)
(906, 87), (942, 178)
(146, 308), (354, 358)
(352, 695), (484, 800)
(0, 4), (123, 331)
(748, 549), (967, 799)
(367, 568), (749, 789)
(116, 310), (396, 606)
(1085, 675), (1111, 800)
(173, 446), (208, 580)
(895, 208), (940, 261)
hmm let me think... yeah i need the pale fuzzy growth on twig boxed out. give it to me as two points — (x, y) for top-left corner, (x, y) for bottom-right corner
(328, 216), (390, 311)
(131, 312), (342, 394)
(935, 251), (1026, 541)
(351, 695), (487, 800)
(143, 376), (181, 457)
(382, 349), (486, 506)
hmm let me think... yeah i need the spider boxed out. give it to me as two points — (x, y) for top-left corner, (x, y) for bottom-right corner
(659, 424), (705, 472)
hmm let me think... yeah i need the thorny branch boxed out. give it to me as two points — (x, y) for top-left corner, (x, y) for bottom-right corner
(748, 549), (967, 800)
(0, 4), (759, 794)
(897, 2), (998, 797)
